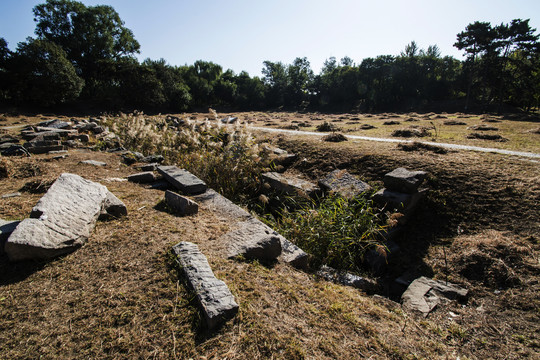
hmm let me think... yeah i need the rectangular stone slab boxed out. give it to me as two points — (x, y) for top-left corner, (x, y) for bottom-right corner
(172, 241), (238, 329)
(157, 166), (207, 195)
(318, 169), (371, 199)
(5, 173), (126, 261)
(261, 172), (320, 197)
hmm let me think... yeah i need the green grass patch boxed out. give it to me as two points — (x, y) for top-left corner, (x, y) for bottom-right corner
(262, 194), (386, 272)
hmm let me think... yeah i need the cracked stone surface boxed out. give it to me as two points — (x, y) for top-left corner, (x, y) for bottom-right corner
(5, 173), (126, 261)
(401, 276), (468, 316)
(172, 241), (238, 330)
(318, 169), (371, 199)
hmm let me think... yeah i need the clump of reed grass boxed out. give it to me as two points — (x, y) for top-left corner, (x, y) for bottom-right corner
(264, 194), (386, 272)
(106, 112), (268, 203)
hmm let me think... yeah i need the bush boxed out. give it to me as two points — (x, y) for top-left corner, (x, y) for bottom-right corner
(264, 194), (385, 272)
(316, 121), (337, 132)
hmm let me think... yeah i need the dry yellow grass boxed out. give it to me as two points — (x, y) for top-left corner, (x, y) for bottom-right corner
(0, 112), (538, 359)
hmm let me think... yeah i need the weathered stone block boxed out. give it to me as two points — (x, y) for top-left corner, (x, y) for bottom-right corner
(318, 169), (371, 199)
(24, 140), (64, 154)
(279, 237), (309, 270)
(5, 173), (126, 261)
(139, 163), (159, 172)
(127, 171), (156, 184)
(372, 188), (425, 212)
(192, 189), (251, 221)
(172, 241), (238, 329)
(165, 190), (199, 215)
(383, 168), (427, 194)
(80, 160), (107, 167)
(158, 166), (207, 195)
(100, 192), (128, 219)
(38, 119), (71, 129)
(225, 218), (282, 262)
(401, 276), (468, 316)
(262, 172), (320, 197)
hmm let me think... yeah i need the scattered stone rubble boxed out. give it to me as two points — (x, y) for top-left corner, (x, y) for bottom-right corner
(4, 173), (127, 261)
(172, 241), (239, 329)
(1, 116), (116, 157)
(373, 167), (428, 225)
(401, 276), (468, 316)
(1, 117), (468, 324)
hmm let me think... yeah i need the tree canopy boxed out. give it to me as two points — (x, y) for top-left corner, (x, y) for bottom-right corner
(1, 5), (539, 112)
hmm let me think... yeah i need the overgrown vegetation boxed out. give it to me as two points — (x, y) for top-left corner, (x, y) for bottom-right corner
(262, 194), (386, 272)
(106, 113), (265, 203)
(107, 111), (386, 272)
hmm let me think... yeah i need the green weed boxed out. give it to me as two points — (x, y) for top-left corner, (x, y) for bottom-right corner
(264, 194), (385, 272)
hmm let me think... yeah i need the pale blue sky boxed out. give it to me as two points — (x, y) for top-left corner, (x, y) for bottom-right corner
(1, 0), (538, 76)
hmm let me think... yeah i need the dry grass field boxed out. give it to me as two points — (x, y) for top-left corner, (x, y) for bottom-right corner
(0, 111), (538, 359)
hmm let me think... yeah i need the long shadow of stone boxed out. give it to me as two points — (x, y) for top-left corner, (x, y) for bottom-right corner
(0, 254), (47, 285)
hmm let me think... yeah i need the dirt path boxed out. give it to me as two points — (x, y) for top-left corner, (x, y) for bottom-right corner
(251, 126), (540, 160)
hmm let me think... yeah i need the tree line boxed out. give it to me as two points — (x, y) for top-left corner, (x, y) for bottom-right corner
(0, 0), (539, 113)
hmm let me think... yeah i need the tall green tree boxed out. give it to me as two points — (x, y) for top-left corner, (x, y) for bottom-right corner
(455, 19), (539, 111)
(0, 38), (10, 101)
(285, 57), (314, 108)
(455, 21), (496, 109)
(7, 38), (84, 106)
(33, 0), (140, 97)
(262, 60), (288, 108)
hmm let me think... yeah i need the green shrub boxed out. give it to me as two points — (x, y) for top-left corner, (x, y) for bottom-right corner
(264, 194), (385, 272)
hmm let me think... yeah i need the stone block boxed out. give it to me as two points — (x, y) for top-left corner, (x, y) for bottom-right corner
(172, 241), (238, 329)
(139, 163), (159, 171)
(192, 189), (251, 221)
(127, 171), (156, 184)
(261, 172), (320, 197)
(165, 190), (199, 215)
(317, 265), (376, 292)
(158, 166), (207, 195)
(80, 160), (107, 167)
(372, 188), (425, 213)
(5, 173), (126, 261)
(225, 218), (282, 262)
(401, 276), (468, 316)
(383, 168), (427, 194)
(318, 169), (371, 199)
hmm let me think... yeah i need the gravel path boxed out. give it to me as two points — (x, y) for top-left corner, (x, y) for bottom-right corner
(251, 126), (540, 160)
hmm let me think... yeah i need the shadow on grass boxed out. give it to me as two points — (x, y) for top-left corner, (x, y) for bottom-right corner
(0, 254), (47, 285)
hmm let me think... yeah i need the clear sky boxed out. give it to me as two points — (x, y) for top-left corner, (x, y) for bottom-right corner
(1, 0), (538, 77)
